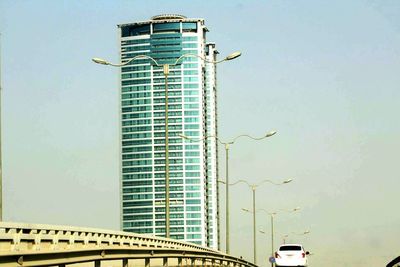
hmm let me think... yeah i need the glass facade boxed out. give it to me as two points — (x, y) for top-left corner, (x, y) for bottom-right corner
(118, 15), (219, 249)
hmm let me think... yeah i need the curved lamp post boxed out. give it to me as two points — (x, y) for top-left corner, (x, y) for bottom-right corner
(93, 51), (241, 239)
(180, 131), (276, 253)
(254, 207), (301, 267)
(223, 178), (292, 264)
(282, 230), (310, 244)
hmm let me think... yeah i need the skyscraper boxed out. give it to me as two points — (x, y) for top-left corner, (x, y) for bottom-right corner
(119, 14), (219, 248)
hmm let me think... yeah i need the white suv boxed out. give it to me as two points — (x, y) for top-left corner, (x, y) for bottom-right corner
(275, 244), (309, 267)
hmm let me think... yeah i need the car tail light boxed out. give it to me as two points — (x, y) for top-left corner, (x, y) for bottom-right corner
(275, 252), (280, 258)
(302, 252), (305, 258)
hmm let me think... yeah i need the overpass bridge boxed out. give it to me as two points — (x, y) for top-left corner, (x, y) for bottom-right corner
(0, 222), (256, 267)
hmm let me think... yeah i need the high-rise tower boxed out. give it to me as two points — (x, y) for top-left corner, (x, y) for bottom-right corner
(119, 15), (219, 248)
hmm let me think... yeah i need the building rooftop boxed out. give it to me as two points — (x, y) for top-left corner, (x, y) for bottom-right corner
(118, 14), (204, 28)
(151, 14), (187, 20)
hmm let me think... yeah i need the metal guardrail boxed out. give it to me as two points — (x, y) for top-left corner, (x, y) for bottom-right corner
(387, 256), (400, 267)
(0, 222), (257, 267)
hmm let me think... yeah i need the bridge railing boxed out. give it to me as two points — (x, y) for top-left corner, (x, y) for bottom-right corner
(0, 222), (257, 267)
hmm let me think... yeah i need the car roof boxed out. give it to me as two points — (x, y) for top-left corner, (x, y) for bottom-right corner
(279, 244), (304, 249)
(279, 244), (303, 247)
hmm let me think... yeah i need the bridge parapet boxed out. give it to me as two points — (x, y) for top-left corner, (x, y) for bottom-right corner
(0, 222), (257, 267)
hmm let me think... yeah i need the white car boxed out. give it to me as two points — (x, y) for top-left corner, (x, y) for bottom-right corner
(275, 244), (309, 267)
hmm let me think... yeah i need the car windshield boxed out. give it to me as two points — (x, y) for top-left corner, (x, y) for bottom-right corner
(279, 245), (302, 251)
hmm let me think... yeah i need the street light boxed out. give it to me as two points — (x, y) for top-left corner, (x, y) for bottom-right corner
(253, 208), (300, 267)
(92, 51), (241, 66)
(180, 131), (277, 253)
(227, 179), (292, 264)
(93, 51), (241, 239)
(282, 230), (310, 244)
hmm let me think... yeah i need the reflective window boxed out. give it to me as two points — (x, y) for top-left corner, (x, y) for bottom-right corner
(182, 36), (198, 41)
(153, 22), (180, 33)
(121, 24), (151, 37)
(280, 245), (302, 251)
(182, 22), (197, 32)
(185, 172), (200, 178)
(186, 220), (201, 225)
(183, 43), (197, 48)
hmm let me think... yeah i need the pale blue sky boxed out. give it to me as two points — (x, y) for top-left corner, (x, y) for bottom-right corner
(1, 1), (399, 266)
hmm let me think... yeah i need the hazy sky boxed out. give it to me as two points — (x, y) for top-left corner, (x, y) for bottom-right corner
(1, 1), (399, 266)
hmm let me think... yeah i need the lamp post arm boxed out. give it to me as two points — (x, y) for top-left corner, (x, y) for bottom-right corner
(230, 130), (276, 144)
(259, 178), (293, 187)
(229, 179), (252, 187)
(92, 55), (162, 67)
(230, 178), (291, 189)
(257, 207), (299, 216)
(214, 136), (226, 146)
(231, 134), (267, 144)
(94, 51), (241, 68)
(179, 134), (226, 145)
(172, 53), (233, 66)
(278, 207), (301, 213)
(256, 179), (282, 187)
(291, 230), (310, 235)
(172, 53), (218, 65)
(256, 208), (276, 216)
(180, 132), (277, 147)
